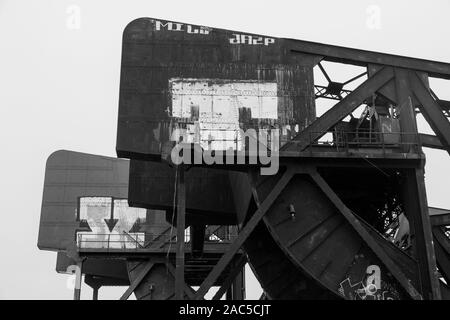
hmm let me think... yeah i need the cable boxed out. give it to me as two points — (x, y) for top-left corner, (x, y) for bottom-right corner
(357, 153), (390, 177)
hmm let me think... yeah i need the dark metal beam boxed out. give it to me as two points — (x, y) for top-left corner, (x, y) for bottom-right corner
(287, 39), (450, 80)
(368, 64), (397, 103)
(430, 212), (450, 226)
(93, 287), (99, 300)
(433, 228), (450, 284)
(229, 268), (245, 300)
(176, 165), (186, 300)
(342, 71), (368, 85)
(165, 262), (195, 300)
(318, 62), (332, 83)
(310, 172), (423, 300)
(410, 72), (450, 155)
(394, 68), (419, 153)
(152, 227), (177, 249)
(84, 275), (101, 300)
(283, 67), (395, 151)
(192, 225), (206, 255)
(434, 242), (450, 285)
(193, 169), (294, 300)
(73, 261), (82, 300)
(212, 255), (247, 300)
(120, 261), (154, 300)
(401, 167), (442, 300)
(433, 226), (450, 255)
(433, 227), (450, 255)
(420, 134), (445, 150)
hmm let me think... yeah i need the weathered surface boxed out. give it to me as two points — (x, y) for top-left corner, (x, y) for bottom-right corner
(116, 18), (317, 159)
(129, 160), (237, 225)
(38, 150), (130, 251)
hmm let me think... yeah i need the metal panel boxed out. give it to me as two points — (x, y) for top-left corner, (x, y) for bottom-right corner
(38, 150), (130, 251)
(56, 252), (129, 286)
(259, 172), (414, 300)
(117, 18), (317, 159)
(128, 159), (236, 225)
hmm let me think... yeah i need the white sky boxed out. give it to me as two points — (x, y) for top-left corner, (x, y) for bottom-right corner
(0, 0), (449, 299)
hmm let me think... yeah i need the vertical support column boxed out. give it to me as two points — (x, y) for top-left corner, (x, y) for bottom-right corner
(394, 68), (419, 152)
(93, 287), (99, 300)
(225, 265), (245, 300)
(191, 224), (205, 256)
(403, 166), (441, 300)
(175, 165), (186, 300)
(73, 261), (83, 300)
(395, 67), (441, 299)
(232, 268), (246, 300)
(226, 287), (232, 300)
(84, 275), (100, 300)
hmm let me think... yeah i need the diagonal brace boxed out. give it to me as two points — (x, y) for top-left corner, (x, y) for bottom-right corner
(310, 172), (422, 300)
(165, 262), (196, 300)
(419, 134), (444, 150)
(212, 255), (248, 300)
(193, 169), (294, 300)
(120, 261), (154, 300)
(410, 72), (450, 156)
(283, 66), (394, 151)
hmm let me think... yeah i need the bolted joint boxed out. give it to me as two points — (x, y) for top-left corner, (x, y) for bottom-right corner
(289, 204), (296, 221)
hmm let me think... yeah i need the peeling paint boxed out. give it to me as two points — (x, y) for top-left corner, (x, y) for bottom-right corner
(170, 78), (278, 150)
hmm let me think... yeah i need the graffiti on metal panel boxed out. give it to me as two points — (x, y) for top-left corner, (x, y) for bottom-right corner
(338, 265), (399, 300)
(229, 33), (275, 46)
(154, 20), (211, 35)
(170, 78), (278, 151)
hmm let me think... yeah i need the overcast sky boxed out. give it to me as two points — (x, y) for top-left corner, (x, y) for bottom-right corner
(0, 0), (449, 299)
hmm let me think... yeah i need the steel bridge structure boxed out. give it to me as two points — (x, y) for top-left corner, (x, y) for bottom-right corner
(38, 17), (450, 300)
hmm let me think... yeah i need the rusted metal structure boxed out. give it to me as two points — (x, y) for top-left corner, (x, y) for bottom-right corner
(39, 17), (450, 300)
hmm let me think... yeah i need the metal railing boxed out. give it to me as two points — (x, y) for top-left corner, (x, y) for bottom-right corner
(76, 228), (238, 251)
(77, 233), (146, 250)
(306, 130), (421, 153)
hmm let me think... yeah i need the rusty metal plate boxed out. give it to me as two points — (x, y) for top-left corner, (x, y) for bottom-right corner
(116, 18), (317, 160)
